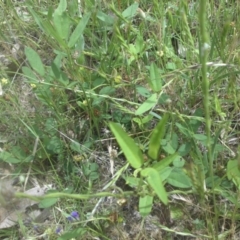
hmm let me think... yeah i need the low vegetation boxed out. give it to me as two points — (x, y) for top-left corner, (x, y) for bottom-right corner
(0, 0), (240, 239)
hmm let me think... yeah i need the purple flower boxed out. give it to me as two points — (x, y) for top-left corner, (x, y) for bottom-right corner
(71, 211), (79, 220)
(67, 216), (74, 222)
(56, 226), (62, 235)
(66, 211), (79, 222)
(33, 225), (40, 233)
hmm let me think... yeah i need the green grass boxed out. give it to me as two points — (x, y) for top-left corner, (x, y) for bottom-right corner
(1, 0), (240, 239)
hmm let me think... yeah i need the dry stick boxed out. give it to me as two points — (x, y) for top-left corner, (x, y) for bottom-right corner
(89, 163), (130, 220)
(23, 137), (39, 191)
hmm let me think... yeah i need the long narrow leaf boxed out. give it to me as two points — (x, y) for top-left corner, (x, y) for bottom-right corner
(141, 168), (168, 205)
(139, 195), (153, 217)
(68, 12), (91, 48)
(109, 122), (143, 169)
(27, 6), (45, 32)
(24, 47), (45, 76)
(122, 2), (139, 19)
(135, 93), (157, 115)
(149, 63), (162, 92)
(22, 66), (38, 83)
(55, 0), (67, 14)
(27, 6), (65, 47)
(53, 12), (71, 40)
(152, 153), (178, 171)
(148, 114), (169, 160)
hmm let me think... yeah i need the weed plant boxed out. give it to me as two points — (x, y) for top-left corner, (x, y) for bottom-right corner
(0, 0), (240, 239)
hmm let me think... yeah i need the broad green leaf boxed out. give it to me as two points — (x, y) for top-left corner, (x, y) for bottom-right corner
(68, 12), (91, 48)
(193, 134), (207, 141)
(178, 143), (192, 156)
(68, 0), (80, 16)
(227, 160), (240, 180)
(129, 44), (137, 55)
(39, 197), (58, 208)
(173, 156), (185, 167)
(159, 167), (173, 181)
(220, 191), (238, 205)
(125, 176), (141, 188)
(97, 10), (115, 25)
(53, 12), (71, 40)
(44, 118), (57, 136)
(135, 93), (157, 115)
(58, 228), (86, 240)
(109, 122), (144, 169)
(99, 86), (115, 95)
(55, 0), (67, 14)
(88, 171), (99, 181)
(135, 34), (145, 54)
(167, 168), (192, 188)
(82, 162), (99, 176)
(149, 63), (162, 92)
(139, 195), (153, 217)
(122, 2), (139, 19)
(141, 168), (168, 205)
(166, 62), (176, 70)
(25, 47), (45, 76)
(92, 97), (104, 106)
(136, 85), (151, 97)
(176, 123), (191, 137)
(148, 114), (169, 160)
(42, 19), (67, 47)
(152, 153), (178, 171)
(46, 136), (63, 155)
(93, 77), (105, 87)
(162, 141), (175, 154)
(53, 1), (70, 39)
(0, 151), (21, 163)
(11, 146), (27, 160)
(22, 66), (38, 83)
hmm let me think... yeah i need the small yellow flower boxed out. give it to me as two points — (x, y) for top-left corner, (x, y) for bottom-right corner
(112, 68), (122, 83)
(82, 100), (88, 106)
(1, 78), (8, 85)
(44, 228), (53, 235)
(30, 83), (37, 88)
(114, 75), (122, 83)
(157, 51), (164, 57)
(73, 155), (85, 162)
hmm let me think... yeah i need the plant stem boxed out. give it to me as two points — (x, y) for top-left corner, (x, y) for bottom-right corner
(199, 0), (217, 237)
